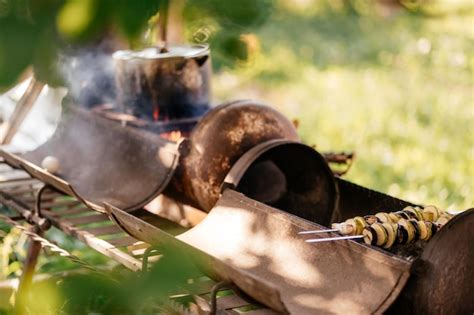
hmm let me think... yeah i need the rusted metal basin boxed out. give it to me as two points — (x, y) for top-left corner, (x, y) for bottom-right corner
(223, 139), (337, 226)
(166, 100), (300, 211)
(107, 189), (411, 314)
(387, 208), (474, 314)
(0, 105), (179, 212)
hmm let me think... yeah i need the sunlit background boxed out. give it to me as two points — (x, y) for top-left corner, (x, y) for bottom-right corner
(213, 0), (473, 211)
(0, 0), (473, 313)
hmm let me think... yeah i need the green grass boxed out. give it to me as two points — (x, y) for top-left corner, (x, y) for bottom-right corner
(213, 1), (474, 210)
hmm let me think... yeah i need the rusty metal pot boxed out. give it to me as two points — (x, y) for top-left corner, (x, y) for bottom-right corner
(165, 100), (300, 211)
(113, 44), (211, 121)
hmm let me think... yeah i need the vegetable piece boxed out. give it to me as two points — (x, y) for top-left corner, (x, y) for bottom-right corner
(398, 219), (416, 243)
(396, 223), (409, 244)
(404, 206), (423, 220)
(353, 216), (368, 235)
(371, 222), (388, 246)
(422, 205), (441, 221)
(382, 223), (397, 249)
(408, 219), (420, 240)
(417, 220), (429, 241)
(364, 215), (378, 225)
(436, 213), (453, 227)
(362, 227), (376, 245)
(394, 211), (410, 220)
(375, 212), (391, 223)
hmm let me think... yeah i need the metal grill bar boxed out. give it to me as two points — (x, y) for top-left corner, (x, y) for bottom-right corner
(49, 207), (91, 217)
(82, 225), (124, 236)
(64, 214), (110, 225)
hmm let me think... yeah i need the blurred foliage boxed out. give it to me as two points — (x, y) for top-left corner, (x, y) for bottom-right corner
(0, 0), (161, 90)
(0, 241), (203, 314)
(0, 0), (274, 91)
(0, 204), (111, 282)
(183, 0), (273, 66)
(214, 0), (473, 210)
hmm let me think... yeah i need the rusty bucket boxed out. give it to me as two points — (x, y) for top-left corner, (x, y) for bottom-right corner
(113, 44), (211, 121)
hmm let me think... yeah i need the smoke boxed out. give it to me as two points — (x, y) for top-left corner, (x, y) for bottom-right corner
(57, 43), (212, 121)
(58, 47), (116, 108)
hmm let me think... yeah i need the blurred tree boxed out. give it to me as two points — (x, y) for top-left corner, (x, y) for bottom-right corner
(0, 0), (274, 91)
(12, 243), (203, 314)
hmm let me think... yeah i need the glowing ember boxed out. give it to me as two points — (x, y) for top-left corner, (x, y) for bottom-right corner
(153, 105), (159, 121)
(160, 130), (182, 142)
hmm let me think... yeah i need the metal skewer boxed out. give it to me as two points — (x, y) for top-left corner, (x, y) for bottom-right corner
(305, 235), (364, 243)
(298, 229), (338, 235)
(159, 0), (169, 52)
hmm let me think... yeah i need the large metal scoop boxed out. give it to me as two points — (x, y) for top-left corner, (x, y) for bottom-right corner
(107, 189), (411, 314)
(0, 104), (179, 212)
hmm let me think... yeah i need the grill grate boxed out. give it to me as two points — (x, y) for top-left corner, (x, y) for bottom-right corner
(0, 159), (279, 314)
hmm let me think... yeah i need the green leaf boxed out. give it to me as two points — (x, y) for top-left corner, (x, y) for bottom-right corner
(0, 16), (38, 91)
(200, 0), (273, 30)
(33, 28), (63, 86)
(113, 0), (161, 40)
(6, 261), (21, 276)
(56, 0), (101, 41)
(28, 0), (65, 26)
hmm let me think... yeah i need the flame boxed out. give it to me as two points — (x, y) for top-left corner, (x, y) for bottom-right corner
(153, 105), (159, 121)
(160, 130), (182, 142)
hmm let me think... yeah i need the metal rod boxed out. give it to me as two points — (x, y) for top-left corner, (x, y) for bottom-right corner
(141, 246), (160, 272)
(0, 77), (45, 145)
(0, 191), (41, 227)
(14, 226), (43, 314)
(32, 185), (52, 231)
(210, 281), (233, 315)
(35, 185), (50, 217)
(305, 235), (364, 243)
(299, 228), (338, 235)
(159, 0), (169, 52)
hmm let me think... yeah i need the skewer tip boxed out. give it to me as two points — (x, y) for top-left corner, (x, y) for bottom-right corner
(298, 229), (338, 235)
(305, 235), (364, 243)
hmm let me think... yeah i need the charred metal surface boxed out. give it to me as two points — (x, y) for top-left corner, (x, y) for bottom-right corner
(223, 139), (337, 226)
(387, 208), (474, 315)
(333, 178), (418, 223)
(0, 105), (180, 212)
(114, 44), (211, 121)
(166, 100), (300, 211)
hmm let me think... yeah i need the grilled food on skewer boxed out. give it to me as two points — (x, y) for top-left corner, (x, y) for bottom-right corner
(301, 205), (451, 249)
(381, 222), (397, 249)
(361, 220), (438, 247)
(302, 205), (450, 236)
